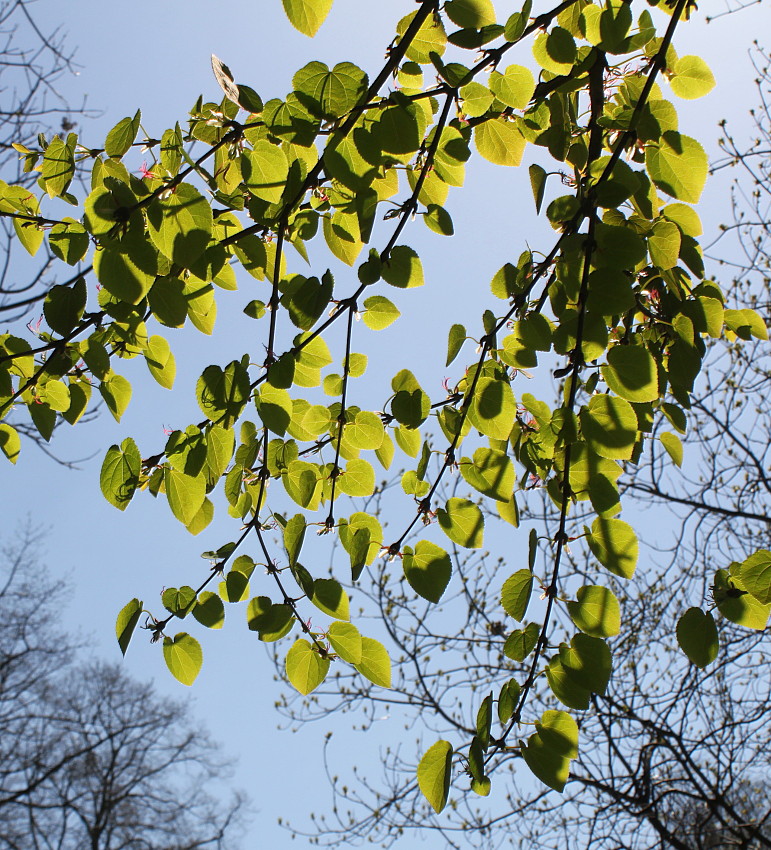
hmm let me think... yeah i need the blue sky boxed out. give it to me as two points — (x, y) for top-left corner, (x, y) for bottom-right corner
(6, 0), (769, 845)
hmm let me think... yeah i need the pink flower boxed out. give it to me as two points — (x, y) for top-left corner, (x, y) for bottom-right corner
(138, 162), (156, 179)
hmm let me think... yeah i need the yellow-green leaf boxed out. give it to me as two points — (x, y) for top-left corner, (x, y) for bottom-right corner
(163, 632), (203, 686)
(417, 740), (453, 814)
(286, 638), (330, 694)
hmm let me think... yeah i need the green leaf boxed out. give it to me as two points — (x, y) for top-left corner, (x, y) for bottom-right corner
(586, 517), (638, 579)
(529, 163), (547, 213)
(567, 585), (621, 638)
(293, 61), (368, 119)
(424, 203), (454, 236)
(115, 598), (143, 656)
(668, 55), (716, 100)
(403, 540), (452, 603)
(339, 512), (382, 579)
(282, 460), (321, 509)
(546, 657), (590, 710)
(327, 620), (362, 664)
(417, 740), (453, 814)
(446, 324), (466, 367)
(94, 241), (158, 305)
(44, 278), (87, 336)
(49, 220), (89, 265)
(163, 633), (203, 686)
(660, 431), (683, 467)
(286, 638), (330, 694)
(311, 578), (350, 620)
(460, 447), (514, 502)
(41, 379), (70, 412)
(501, 570), (532, 621)
(676, 607), (718, 668)
(338, 458), (375, 498)
(504, 2), (531, 41)
(489, 64), (535, 109)
(559, 633), (612, 695)
(143, 335), (176, 389)
(355, 636), (391, 688)
(521, 731), (570, 793)
(714, 569), (771, 630)
(437, 497), (484, 549)
(362, 295), (400, 330)
(191, 591), (225, 629)
(503, 621), (539, 661)
(146, 183), (213, 268)
(42, 136), (75, 198)
(247, 597), (293, 641)
(586, 268), (635, 315)
(282, 0), (334, 37)
(282, 513), (306, 567)
(382, 245), (424, 288)
(601, 345), (659, 404)
(467, 736), (489, 794)
(536, 709), (579, 758)
(346, 410), (385, 451)
(396, 10), (447, 65)
(648, 219), (681, 270)
(738, 550), (771, 605)
(497, 678), (521, 723)
(645, 131), (708, 204)
(474, 117), (526, 167)
(476, 693), (493, 750)
(162, 585), (196, 619)
(256, 383), (293, 435)
(580, 395), (637, 460)
(323, 210), (363, 266)
(467, 377), (516, 440)
(100, 437), (141, 511)
(0, 424), (20, 465)
(285, 272), (333, 331)
(196, 361), (250, 428)
(105, 110), (141, 158)
(242, 140), (289, 204)
(724, 308), (768, 341)
(445, 0), (496, 28)
(532, 26), (576, 73)
(164, 467), (206, 526)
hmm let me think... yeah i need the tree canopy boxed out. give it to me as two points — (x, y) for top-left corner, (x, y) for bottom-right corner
(1, 0), (769, 822)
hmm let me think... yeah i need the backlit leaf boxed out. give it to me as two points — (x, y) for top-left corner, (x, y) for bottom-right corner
(501, 570), (533, 621)
(115, 598), (143, 656)
(286, 638), (330, 694)
(437, 497), (484, 549)
(163, 633), (203, 686)
(403, 540), (452, 603)
(355, 636), (391, 688)
(282, 0), (334, 36)
(417, 740), (453, 814)
(676, 607), (718, 668)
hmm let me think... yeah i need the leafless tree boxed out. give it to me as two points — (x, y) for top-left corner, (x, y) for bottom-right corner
(0, 529), (247, 849)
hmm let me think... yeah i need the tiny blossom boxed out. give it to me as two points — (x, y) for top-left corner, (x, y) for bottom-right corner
(26, 315), (43, 336)
(138, 162), (155, 179)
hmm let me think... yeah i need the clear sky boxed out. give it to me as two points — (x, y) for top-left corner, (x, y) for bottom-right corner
(6, 1), (768, 846)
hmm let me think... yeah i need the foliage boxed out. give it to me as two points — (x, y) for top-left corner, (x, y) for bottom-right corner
(0, 529), (246, 849)
(276, 40), (771, 848)
(0, 0), (769, 820)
